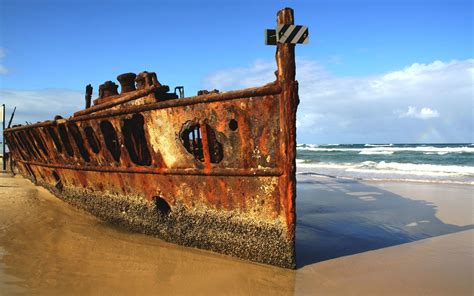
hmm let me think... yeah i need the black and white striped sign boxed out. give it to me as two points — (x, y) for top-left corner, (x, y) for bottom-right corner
(277, 25), (309, 44)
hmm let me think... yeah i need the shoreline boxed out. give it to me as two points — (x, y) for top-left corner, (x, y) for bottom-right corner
(297, 171), (474, 186)
(1, 173), (473, 295)
(296, 164), (474, 186)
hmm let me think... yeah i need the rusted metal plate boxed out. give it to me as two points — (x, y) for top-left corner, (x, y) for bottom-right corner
(4, 8), (300, 268)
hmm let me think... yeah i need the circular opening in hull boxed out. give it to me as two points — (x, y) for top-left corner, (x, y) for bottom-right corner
(229, 119), (238, 131)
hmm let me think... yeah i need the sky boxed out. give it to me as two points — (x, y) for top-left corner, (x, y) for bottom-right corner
(0, 0), (472, 144)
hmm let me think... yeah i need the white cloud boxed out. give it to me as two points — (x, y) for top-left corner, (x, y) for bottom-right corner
(203, 59), (276, 90)
(203, 58), (474, 143)
(397, 106), (440, 119)
(0, 89), (83, 126)
(296, 112), (326, 132)
(0, 58), (471, 143)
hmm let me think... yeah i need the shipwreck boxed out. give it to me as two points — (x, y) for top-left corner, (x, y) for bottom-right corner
(4, 8), (307, 268)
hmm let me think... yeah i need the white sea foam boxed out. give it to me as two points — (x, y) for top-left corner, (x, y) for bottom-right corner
(373, 161), (474, 175)
(357, 178), (474, 185)
(298, 161), (474, 175)
(364, 144), (394, 147)
(347, 168), (459, 177)
(359, 150), (394, 155)
(296, 161), (474, 185)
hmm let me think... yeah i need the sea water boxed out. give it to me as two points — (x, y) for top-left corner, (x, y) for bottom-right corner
(296, 143), (474, 185)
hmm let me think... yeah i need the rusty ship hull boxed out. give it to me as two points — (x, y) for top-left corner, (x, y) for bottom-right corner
(4, 8), (300, 268)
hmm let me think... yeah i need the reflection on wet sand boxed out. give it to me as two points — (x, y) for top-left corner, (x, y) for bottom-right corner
(0, 173), (472, 295)
(296, 176), (473, 267)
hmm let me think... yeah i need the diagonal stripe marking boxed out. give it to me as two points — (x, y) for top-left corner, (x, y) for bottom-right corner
(291, 26), (306, 44)
(280, 26), (295, 43)
(278, 24), (290, 40)
(285, 25), (301, 44)
(296, 28), (309, 44)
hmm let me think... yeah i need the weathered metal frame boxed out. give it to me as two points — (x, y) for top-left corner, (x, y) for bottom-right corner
(4, 8), (299, 268)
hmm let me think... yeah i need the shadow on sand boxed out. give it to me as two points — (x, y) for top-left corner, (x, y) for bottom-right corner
(295, 176), (473, 268)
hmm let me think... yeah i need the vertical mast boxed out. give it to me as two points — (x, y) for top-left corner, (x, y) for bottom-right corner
(276, 7), (299, 266)
(276, 8), (296, 82)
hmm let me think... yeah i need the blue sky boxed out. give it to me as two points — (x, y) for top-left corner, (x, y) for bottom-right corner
(0, 0), (472, 143)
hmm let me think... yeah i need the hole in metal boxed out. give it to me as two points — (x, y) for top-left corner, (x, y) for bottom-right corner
(30, 129), (49, 157)
(46, 126), (63, 153)
(10, 133), (28, 160)
(24, 130), (44, 159)
(100, 121), (121, 162)
(19, 131), (41, 159)
(154, 197), (171, 216)
(181, 122), (204, 162)
(180, 122), (223, 163)
(84, 126), (101, 154)
(58, 124), (75, 157)
(229, 119), (238, 131)
(15, 132), (36, 160)
(68, 123), (90, 162)
(52, 170), (63, 190)
(122, 114), (151, 166)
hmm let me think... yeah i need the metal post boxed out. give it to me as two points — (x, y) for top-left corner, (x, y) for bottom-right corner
(2, 104), (5, 171)
(276, 8), (298, 247)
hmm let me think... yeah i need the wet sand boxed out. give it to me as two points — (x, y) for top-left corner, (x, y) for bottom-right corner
(0, 173), (472, 295)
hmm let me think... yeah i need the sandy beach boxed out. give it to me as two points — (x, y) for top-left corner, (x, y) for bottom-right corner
(0, 173), (472, 295)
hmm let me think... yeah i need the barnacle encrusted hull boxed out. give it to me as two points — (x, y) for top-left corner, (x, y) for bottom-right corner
(37, 179), (295, 268)
(4, 8), (299, 268)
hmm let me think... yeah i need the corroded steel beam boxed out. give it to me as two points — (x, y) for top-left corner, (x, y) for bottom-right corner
(15, 160), (283, 176)
(4, 7), (301, 269)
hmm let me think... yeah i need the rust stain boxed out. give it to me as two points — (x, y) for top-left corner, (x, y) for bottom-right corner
(4, 8), (301, 269)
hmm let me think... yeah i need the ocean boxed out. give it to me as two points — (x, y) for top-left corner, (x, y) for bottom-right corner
(296, 143), (474, 185)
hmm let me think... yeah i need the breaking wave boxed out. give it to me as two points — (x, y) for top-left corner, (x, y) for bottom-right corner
(296, 161), (474, 185)
(359, 150), (395, 155)
(364, 144), (394, 147)
(296, 143), (474, 184)
(299, 161), (474, 175)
